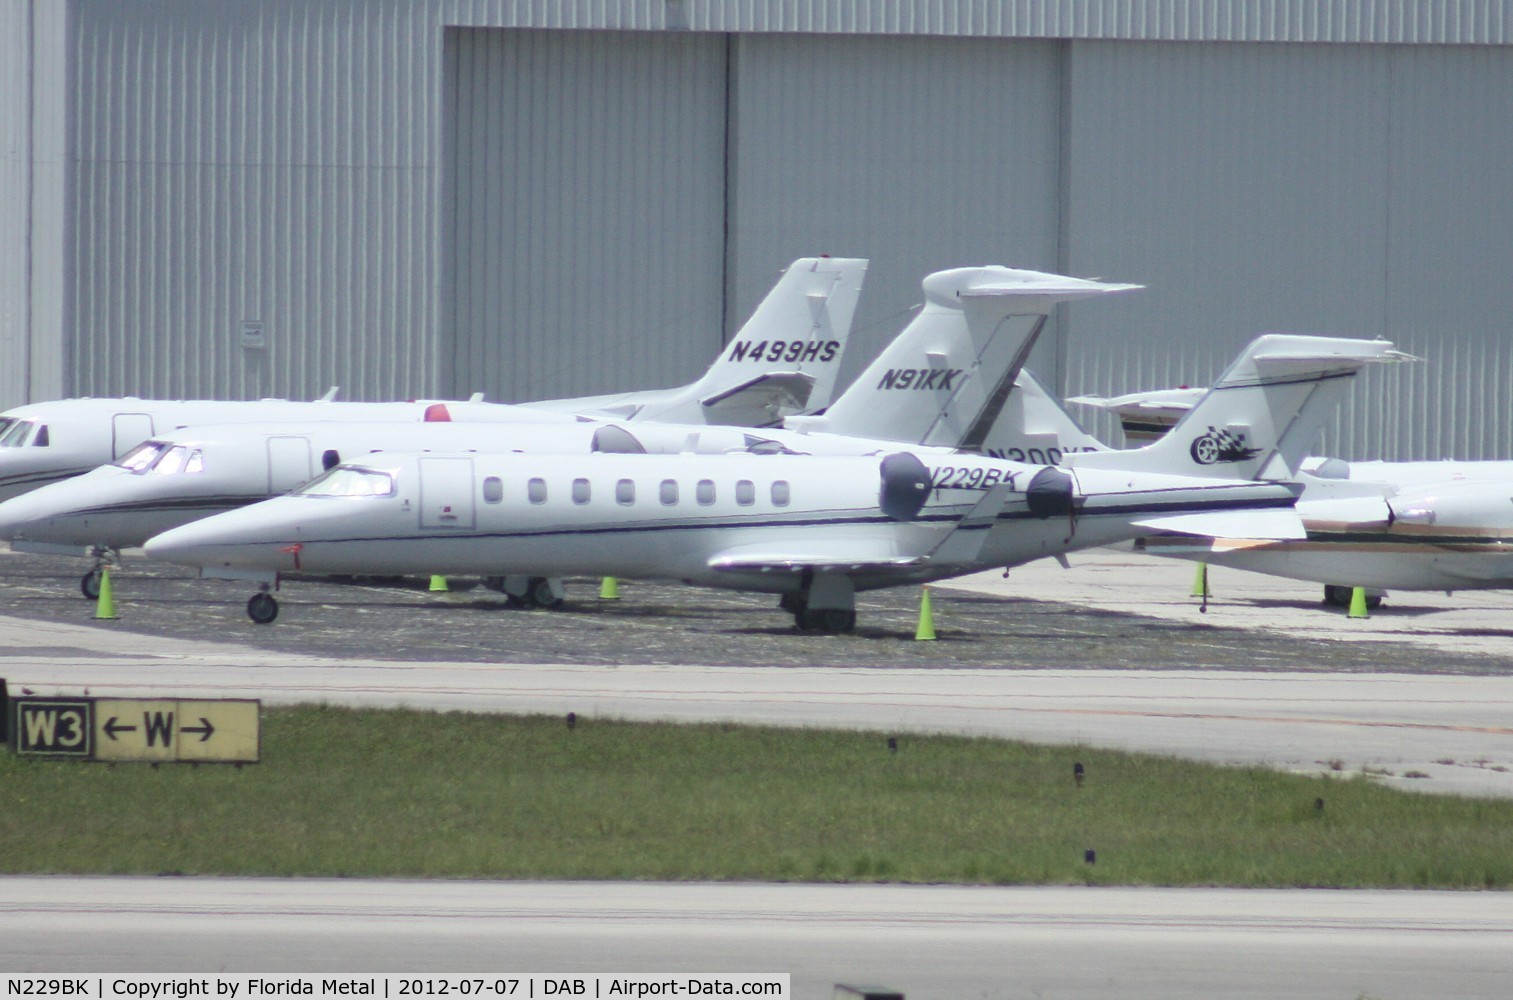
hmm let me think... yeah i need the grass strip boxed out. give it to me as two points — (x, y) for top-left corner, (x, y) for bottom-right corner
(2, 705), (1510, 888)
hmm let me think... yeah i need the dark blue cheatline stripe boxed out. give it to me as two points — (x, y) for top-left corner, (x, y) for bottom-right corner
(214, 492), (1297, 549)
(55, 495), (268, 518)
(1304, 529), (1513, 547)
(0, 466), (98, 491)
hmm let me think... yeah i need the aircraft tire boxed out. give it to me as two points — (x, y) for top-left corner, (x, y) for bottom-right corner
(529, 577), (564, 610)
(247, 592), (279, 624)
(795, 607), (855, 633)
(81, 569), (102, 600)
(820, 609), (856, 633)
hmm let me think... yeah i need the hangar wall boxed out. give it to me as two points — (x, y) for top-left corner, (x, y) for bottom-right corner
(1063, 40), (1513, 460)
(444, 29), (728, 402)
(65, 0), (442, 403)
(10, 0), (1513, 462)
(723, 33), (1066, 390)
(0, 0), (31, 406)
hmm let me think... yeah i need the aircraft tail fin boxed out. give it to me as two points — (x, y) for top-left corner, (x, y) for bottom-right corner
(976, 368), (1110, 463)
(1065, 335), (1410, 481)
(688, 256), (868, 424)
(792, 266), (1138, 446)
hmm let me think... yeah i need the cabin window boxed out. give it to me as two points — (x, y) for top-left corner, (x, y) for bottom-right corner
(660, 479), (679, 505)
(572, 478), (591, 505)
(616, 479), (636, 505)
(696, 479), (716, 506)
(527, 477), (548, 504)
(771, 480), (791, 507)
(736, 480), (756, 506)
(482, 477), (504, 503)
(321, 449), (341, 471)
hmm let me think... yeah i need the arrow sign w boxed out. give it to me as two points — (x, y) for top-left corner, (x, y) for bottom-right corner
(181, 718), (215, 742)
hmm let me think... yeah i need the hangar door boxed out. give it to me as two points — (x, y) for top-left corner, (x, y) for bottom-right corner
(724, 34), (1065, 394)
(444, 29), (728, 405)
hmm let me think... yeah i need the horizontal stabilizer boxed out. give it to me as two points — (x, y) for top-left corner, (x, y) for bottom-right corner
(1130, 508), (1306, 540)
(700, 371), (818, 427)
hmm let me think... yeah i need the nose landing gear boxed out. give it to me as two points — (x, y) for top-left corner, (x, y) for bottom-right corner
(80, 547), (120, 600)
(247, 585), (279, 624)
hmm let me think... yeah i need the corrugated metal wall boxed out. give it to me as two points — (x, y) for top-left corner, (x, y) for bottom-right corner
(68, 0), (441, 402)
(724, 33), (1065, 391)
(0, 0), (32, 407)
(1063, 40), (1513, 460)
(13, 0), (1513, 460)
(443, 28), (727, 402)
(439, 0), (1512, 45)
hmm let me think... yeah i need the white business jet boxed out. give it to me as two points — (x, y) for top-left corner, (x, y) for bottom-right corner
(0, 256), (868, 508)
(0, 265), (1132, 613)
(1062, 366), (1513, 607)
(143, 335), (1398, 631)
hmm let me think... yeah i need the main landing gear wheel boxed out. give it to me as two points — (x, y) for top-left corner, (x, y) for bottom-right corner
(501, 576), (565, 609)
(81, 569), (103, 600)
(795, 607), (856, 634)
(529, 576), (563, 610)
(247, 592), (279, 624)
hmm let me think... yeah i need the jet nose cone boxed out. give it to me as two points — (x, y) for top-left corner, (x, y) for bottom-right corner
(0, 493), (45, 542)
(143, 521), (217, 566)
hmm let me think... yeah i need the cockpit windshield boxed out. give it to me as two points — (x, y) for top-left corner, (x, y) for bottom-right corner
(0, 419), (43, 448)
(114, 441), (206, 475)
(116, 441), (168, 471)
(296, 465), (396, 498)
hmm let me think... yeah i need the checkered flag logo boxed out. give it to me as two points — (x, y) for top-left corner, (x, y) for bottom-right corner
(1189, 425), (1263, 465)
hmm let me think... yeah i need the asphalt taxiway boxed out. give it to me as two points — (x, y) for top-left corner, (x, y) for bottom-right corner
(4, 877), (1512, 999)
(4, 546), (1512, 995)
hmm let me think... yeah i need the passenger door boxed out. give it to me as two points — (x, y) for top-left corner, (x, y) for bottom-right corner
(266, 436), (314, 494)
(419, 456), (476, 530)
(111, 413), (156, 459)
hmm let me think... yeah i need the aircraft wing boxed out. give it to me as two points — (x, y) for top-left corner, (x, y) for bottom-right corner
(708, 485), (1015, 575)
(708, 542), (925, 575)
(1129, 508), (1307, 540)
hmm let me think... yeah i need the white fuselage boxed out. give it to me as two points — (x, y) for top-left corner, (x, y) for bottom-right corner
(0, 397), (576, 504)
(0, 416), (1009, 553)
(1142, 473), (1513, 591)
(144, 451), (1298, 596)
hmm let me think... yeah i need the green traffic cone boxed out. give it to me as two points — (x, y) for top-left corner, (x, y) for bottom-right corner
(915, 586), (936, 641)
(1191, 561), (1211, 598)
(94, 567), (118, 620)
(1348, 586), (1369, 619)
(599, 576), (620, 599)
(429, 575), (449, 592)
